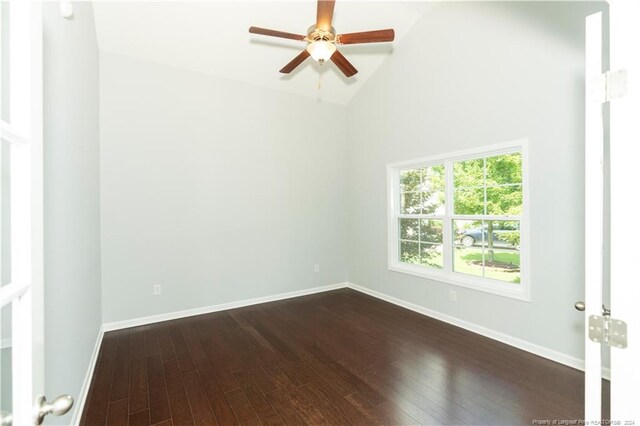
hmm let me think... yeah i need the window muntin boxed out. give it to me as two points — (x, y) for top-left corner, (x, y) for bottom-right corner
(388, 142), (527, 300)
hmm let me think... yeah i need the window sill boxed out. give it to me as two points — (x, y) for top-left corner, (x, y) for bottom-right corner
(388, 262), (531, 302)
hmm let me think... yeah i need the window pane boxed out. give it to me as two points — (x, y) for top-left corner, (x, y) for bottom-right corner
(400, 169), (421, 192)
(486, 153), (522, 185)
(486, 185), (522, 215)
(399, 219), (419, 240)
(420, 219), (443, 243)
(454, 188), (484, 215)
(453, 219), (485, 247)
(453, 245), (484, 277)
(453, 219), (521, 283)
(453, 158), (483, 188)
(421, 191), (444, 215)
(400, 192), (421, 214)
(420, 243), (443, 269)
(400, 241), (420, 265)
(422, 164), (445, 191)
(486, 220), (520, 249)
(484, 249), (520, 283)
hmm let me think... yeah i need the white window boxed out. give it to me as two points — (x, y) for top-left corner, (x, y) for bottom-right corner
(387, 140), (529, 301)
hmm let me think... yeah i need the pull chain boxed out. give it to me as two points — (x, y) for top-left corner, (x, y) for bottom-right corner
(317, 61), (324, 90)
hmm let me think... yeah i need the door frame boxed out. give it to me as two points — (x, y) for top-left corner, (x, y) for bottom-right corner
(608, 0), (640, 422)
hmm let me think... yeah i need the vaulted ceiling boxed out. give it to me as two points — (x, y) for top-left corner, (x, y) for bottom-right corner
(92, 2), (435, 105)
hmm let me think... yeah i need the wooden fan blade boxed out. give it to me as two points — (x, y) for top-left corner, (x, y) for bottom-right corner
(330, 50), (357, 77)
(249, 26), (306, 42)
(337, 29), (395, 45)
(280, 50), (311, 74)
(316, 0), (336, 31)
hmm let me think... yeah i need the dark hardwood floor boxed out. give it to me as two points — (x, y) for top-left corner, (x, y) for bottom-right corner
(81, 288), (608, 425)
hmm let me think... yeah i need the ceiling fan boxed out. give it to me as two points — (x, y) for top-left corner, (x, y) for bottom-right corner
(249, 0), (395, 78)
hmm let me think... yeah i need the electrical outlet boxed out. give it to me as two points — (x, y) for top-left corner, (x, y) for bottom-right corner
(153, 285), (162, 296)
(449, 289), (457, 302)
(313, 264), (320, 273)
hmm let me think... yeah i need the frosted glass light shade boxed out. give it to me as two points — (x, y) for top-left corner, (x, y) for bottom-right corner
(306, 40), (336, 62)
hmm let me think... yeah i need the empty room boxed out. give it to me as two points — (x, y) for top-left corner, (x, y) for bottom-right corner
(1, 0), (638, 425)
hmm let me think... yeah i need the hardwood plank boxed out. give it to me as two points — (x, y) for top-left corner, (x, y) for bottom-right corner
(264, 389), (308, 426)
(346, 392), (419, 426)
(146, 355), (171, 424)
(182, 370), (218, 425)
(224, 388), (261, 426)
(129, 356), (148, 414)
(233, 370), (282, 425)
(193, 356), (239, 426)
(129, 328), (149, 414)
(157, 324), (177, 363)
(130, 327), (146, 359)
(206, 320), (244, 374)
(201, 338), (240, 392)
(82, 332), (119, 426)
(144, 326), (161, 357)
(106, 399), (129, 426)
(110, 331), (132, 402)
(285, 384), (329, 425)
(296, 383), (350, 425)
(180, 319), (207, 361)
(221, 316), (277, 395)
(163, 359), (195, 426)
(169, 324), (196, 373)
(128, 409), (150, 426)
(311, 376), (378, 425)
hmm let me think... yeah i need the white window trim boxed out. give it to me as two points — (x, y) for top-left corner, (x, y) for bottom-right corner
(387, 139), (531, 302)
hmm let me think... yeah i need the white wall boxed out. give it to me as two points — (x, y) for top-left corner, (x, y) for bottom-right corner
(346, 1), (607, 362)
(96, 1), (608, 369)
(99, 52), (348, 324)
(43, 3), (102, 423)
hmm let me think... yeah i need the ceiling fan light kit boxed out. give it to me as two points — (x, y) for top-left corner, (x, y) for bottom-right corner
(249, 0), (395, 78)
(307, 40), (336, 63)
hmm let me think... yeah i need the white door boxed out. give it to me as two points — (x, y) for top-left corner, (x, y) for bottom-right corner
(0, 1), (53, 424)
(584, 1), (640, 423)
(583, 10), (604, 424)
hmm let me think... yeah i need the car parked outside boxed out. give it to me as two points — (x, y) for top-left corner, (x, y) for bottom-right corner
(458, 224), (519, 249)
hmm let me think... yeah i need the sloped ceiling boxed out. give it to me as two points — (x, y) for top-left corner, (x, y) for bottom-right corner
(93, 1), (435, 105)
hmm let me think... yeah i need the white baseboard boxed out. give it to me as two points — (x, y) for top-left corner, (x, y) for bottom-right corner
(345, 282), (610, 381)
(70, 324), (105, 426)
(102, 282), (348, 332)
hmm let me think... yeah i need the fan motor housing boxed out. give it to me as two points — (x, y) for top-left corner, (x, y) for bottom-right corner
(305, 25), (336, 43)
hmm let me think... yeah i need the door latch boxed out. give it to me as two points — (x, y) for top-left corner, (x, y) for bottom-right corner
(589, 305), (628, 349)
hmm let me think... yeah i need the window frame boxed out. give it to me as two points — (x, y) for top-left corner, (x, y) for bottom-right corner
(387, 139), (530, 302)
